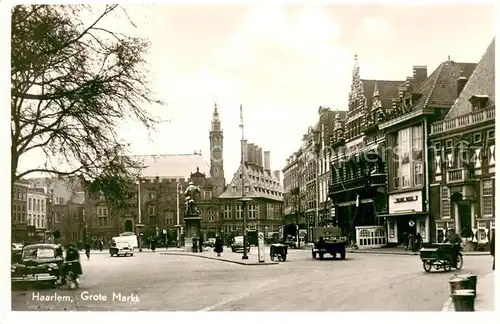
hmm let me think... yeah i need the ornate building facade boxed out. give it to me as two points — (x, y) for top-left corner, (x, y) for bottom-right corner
(219, 140), (284, 237)
(329, 55), (406, 247)
(428, 39), (495, 248)
(378, 57), (476, 244)
(283, 107), (343, 240)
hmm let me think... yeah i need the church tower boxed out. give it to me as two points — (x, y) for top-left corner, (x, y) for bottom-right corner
(209, 103), (225, 197)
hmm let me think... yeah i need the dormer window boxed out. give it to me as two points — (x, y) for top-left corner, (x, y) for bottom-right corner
(469, 95), (488, 111)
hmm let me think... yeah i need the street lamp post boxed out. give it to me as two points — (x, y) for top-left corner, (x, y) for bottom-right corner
(176, 182), (182, 248)
(239, 104), (249, 260)
(137, 179), (142, 252)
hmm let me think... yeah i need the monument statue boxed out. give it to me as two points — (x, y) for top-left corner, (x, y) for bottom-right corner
(184, 182), (200, 215)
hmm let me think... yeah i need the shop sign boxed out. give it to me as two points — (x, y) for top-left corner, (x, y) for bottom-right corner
(389, 191), (422, 214)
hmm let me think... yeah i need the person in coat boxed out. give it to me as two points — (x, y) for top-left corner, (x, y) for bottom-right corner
(415, 233), (423, 252)
(150, 238), (156, 252)
(491, 229), (495, 270)
(198, 236), (204, 253)
(214, 235), (223, 257)
(192, 237), (198, 253)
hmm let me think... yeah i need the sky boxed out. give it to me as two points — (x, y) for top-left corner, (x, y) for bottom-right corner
(12, 1), (496, 183)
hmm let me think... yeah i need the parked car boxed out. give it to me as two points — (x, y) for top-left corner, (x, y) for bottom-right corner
(109, 242), (134, 257)
(203, 238), (216, 248)
(231, 236), (251, 253)
(11, 244), (63, 288)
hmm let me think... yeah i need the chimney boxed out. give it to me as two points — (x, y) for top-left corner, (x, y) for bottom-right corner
(247, 143), (255, 165)
(412, 65), (427, 87)
(243, 140), (248, 163)
(254, 145), (259, 166)
(264, 151), (271, 172)
(457, 76), (468, 96)
(254, 145), (260, 167)
(273, 170), (281, 182)
(257, 147), (263, 168)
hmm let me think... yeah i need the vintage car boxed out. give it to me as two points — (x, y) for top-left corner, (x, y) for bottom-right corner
(11, 244), (63, 287)
(203, 238), (216, 248)
(231, 236), (251, 253)
(109, 241), (134, 256)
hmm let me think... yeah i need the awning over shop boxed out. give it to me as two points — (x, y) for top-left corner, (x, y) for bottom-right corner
(376, 211), (428, 218)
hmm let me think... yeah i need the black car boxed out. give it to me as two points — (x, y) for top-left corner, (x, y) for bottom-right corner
(203, 238), (216, 248)
(11, 244), (64, 288)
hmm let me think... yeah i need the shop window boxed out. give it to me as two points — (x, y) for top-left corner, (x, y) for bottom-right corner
(481, 180), (493, 217)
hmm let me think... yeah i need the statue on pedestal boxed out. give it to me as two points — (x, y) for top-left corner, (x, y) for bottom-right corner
(184, 182), (200, 216)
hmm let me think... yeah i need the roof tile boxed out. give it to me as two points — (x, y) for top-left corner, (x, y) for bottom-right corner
(412, 61), (477, 112)
(444, 38), (495, 119)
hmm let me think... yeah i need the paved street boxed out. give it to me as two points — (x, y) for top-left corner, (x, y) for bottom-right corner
(11, 248), (494, 311)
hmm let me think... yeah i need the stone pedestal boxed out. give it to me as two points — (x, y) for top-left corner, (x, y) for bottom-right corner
(184, 213), (202, 252)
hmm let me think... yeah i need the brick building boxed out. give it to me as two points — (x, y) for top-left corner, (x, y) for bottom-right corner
(329, 55), (407, 247)
(27, 187), (49, 241)
(84, 104), (226, 243)
(378, 56), (476, 244)
(52, 192), (85, 245)
(11, 179), (29, 242)
(283, 107), (345, 241)
(428, 39), (495, 247)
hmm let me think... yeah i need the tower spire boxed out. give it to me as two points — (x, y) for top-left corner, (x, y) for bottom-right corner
(212, 102), (219, 120)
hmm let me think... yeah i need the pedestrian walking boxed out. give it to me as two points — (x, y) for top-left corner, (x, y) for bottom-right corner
(415, 233), (423, 252)
(151, 238), (156, 252)
(402, 232), (409, 250)
(98, 240), (103, 252)
(198, 236), (204, 253)
(214, 235), (223, 257)
(85, 242), (91, 260)
(408, 233), (415, 252)
(491, 229), (495, 270)
(192, 237), (198, 253)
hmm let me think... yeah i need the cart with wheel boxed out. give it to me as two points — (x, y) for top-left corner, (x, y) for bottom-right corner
(419, 243), (463, 272)
(270, 243), (288, 262)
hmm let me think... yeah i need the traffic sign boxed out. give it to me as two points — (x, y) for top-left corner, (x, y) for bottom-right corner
(409, 220), (415, 227)
(258, 233), (264, 240)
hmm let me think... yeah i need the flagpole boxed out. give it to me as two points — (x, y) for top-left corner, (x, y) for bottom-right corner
(240, 104), (249, 260)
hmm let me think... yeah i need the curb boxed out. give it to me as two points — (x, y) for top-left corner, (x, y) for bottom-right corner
(347, 250), (419, 256)
(346, 250), (490, 256)
(160, 252), (279, 266)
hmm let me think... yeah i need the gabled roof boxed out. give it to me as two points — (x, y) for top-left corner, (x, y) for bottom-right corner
(130, 154), (211, 179)
(444, 38), (495, 119)
(362, 79), (405, 109)
(412, 61), (476, 111)
(219, 164), (283, 201)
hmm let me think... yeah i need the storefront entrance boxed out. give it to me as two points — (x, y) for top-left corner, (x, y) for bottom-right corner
(396, 215), (417, 243)
(458, 201), (471, 237)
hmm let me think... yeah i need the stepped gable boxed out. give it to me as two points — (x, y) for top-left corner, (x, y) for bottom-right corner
(444, 38), (495, 119)
(362, 79), (405, 109)
(130, 153), (211, 179)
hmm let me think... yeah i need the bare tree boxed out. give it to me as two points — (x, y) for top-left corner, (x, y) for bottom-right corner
(11, 5), (165, 206)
